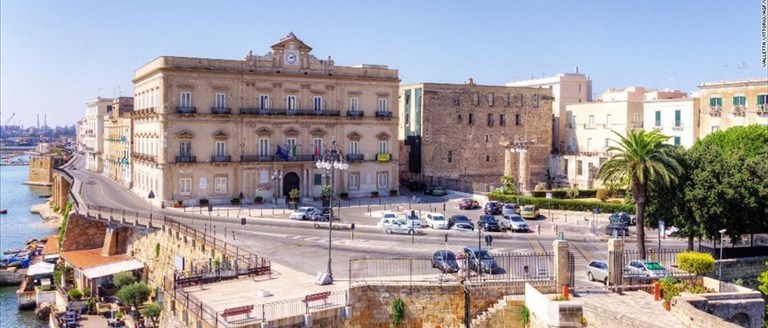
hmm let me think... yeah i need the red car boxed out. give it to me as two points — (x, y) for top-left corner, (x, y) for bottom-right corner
(458, 198), (479, 210)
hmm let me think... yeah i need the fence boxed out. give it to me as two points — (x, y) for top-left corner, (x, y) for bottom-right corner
(609, 248), (688, 288)
(349, 252), (557, 286)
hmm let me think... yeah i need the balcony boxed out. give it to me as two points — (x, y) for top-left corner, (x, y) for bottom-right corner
(709, 106), (722, 116)
(241, 154), (316, 163)
(672, 123), (684, 131)
(732, 105), (746, 116)
(238, 108), (340, 117)
(210, 155), (231, 163)
(758, 104), (768, 115)
(175, 156), (196, 163)
(652, 126), (663, 131)
(346, 154), (364, 162)
(346, 110), (364, 118)
(375, 111), (393, 119)
(211, 107), (232, 115)
(177, 106), (197, 115)
(376, 153), (391, 162)
(631, 122), (643, 128)
(132, 153), (157, 163)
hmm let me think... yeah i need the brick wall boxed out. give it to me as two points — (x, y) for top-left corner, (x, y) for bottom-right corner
(61, 214), (107, 251)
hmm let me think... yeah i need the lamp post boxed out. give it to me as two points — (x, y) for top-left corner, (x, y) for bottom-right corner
(271, 170), (281, 205)
(238, 191), (244, 216)
(147, 190), (155, 220)
(718, 228), (726, 281)
(315, 139), (349, 285)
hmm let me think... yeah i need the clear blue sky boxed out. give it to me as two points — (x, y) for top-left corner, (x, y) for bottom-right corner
(2, 0), (766, 127)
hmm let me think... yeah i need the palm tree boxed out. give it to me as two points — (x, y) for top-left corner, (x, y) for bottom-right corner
(596, 130), (682, 258)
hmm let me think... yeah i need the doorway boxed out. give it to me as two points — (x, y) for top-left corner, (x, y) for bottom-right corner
(282, 172), (300, 198)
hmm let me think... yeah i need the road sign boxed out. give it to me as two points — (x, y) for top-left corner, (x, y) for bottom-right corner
(484, 235), (493, 246)
(546, 192), (552, 199)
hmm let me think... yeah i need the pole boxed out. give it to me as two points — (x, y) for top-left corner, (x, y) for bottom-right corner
(718, 232), (724, 281)
(327, 166), (334, 282)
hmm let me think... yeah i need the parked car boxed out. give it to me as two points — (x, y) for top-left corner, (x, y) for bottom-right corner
(381, 211), (397, 220)
(402, 212), (422, 229)
(459, 198), (480, 210)
(451, 222), (475, 232)
(500, 214), (529, 232)
(502, 203), (520, 215)
(290, 207), (318, 220)
(383, 221), (418, 235)
(586, 260), (609, 285)
(477, 215), (502, 232)
(431, 250), (460, 273)
(462, 246), (499, 274)
(448, 215), (474, 229)
(624, 260), (670, 279)
(520, 205), (540, 219)
(604, 223), (629, 236)
(431, 186), (448, 196)
(310, 207), (335, 221)
(423, 185), (434, 195)
(484, 201), (503, 215)
(609, 212), (636, 226)
(424, 212), (448, 229)
(377, 217), (401, 230)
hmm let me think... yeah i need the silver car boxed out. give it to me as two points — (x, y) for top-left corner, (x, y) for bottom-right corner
(624, 260), (669, 279)
(587, 260), (609, 285)
(383, 221), (418, 235)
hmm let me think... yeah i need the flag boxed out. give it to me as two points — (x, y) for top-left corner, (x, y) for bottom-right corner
(314, 145), (319, 157)
(275, 145), (283, 159)
(291, 144), (297, 157)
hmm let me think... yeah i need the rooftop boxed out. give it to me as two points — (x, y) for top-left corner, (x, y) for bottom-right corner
(41, 236), (59, 256)
(61, 248), (130, 269)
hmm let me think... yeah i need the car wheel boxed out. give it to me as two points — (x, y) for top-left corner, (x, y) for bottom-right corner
(587, 272), (594, 281)
(386, 228), (392, 234)
(603, 277), (609, 286)
(408, 230), (415, 235)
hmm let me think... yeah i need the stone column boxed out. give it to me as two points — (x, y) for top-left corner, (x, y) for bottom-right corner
(553, 239), (570, 291)
(519, 151), (528, 192)
(500, 141), (514, 176)
(608, 238), (624, 287)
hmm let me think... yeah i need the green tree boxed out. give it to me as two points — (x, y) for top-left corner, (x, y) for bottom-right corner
(116, 282), (151, 308)
(113, 271), (136, 289)
(141, 303), (162, 327)
(686, 125), (768, 244)
(67, 288), (83, 301)
(500, 175), (516, 195)
(596, 130), (682, 258)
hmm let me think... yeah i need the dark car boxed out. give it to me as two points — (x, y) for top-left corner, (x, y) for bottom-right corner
(431, 250), (460, 273)
(310, 207), (336, 221)
(462, 246), (499, 274)
(604, 223), (630, 236)
(448, 215), (474, 229)
(477, 215), (502, 232)
(484, 201), (503, 215)
(609, 212), (636, 226)
(459, 198), (480, 210)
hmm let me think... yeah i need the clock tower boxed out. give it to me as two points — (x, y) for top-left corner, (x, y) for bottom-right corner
(271, 32), (313, 69)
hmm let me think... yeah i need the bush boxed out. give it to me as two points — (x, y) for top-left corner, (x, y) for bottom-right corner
(254, 196), (263, 202)
(199, 199), (209, 206)
(68, 288), (83, 301)
(113, 272), (136, 289)
(390, 297), (405, 326)
(519, 304), (530, 326)
(596, 188), (610, 202)
(230, 198), (241, 205)
(530, 189), (598, 199)
(116, 282), (151, 308)
(141, 303), (162, 327)
(487, 192), (635, 213)
(676, 251), (715, 277)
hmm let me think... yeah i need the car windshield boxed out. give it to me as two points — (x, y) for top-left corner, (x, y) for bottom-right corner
(504, 204), (515, 209)
(294, 209), (307, 213)
(383, 213), (396, 218)
(523, 206), (534, 211)
(509, 216), (525, 222)
(442, 252), (456, 260)
(453, 215), (469, 222)
(432, 216), (444, 221)
(477, 250), (493, 259)
(644, 262), (665, 270)
(481, 216), (497, 223)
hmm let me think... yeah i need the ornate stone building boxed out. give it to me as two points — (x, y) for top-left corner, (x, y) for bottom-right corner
(102, 97), (133, 187)
(399, 80), (552, 192)
(698, 78), (768, 139)
(131, 33), (400, 205)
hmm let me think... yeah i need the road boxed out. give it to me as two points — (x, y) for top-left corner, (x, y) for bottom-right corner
(63, 154), (689, 286)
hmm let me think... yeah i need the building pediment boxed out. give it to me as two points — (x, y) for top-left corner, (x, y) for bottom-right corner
(271, 32), (312, 52)
(212, 130), (229, 140)
(375, 132), (391, 140)
(176, 130), (195, 139)
(346, 132), (362, 141)
(283, 127), (300, 136)
(255, 127), (273, 136)
(309, 128), (327, 137)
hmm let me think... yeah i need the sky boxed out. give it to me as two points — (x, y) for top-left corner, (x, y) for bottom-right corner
(1, 1), (766, 127)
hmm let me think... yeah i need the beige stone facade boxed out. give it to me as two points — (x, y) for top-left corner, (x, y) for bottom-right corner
(399, 81), (552, 192)
(131, 33), (400, 205)
(84, 97), (114, 172)
(697, 78), (768, 139)
(102, 97), (133, 187)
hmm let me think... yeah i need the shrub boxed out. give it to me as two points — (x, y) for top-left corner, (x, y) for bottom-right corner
(487, 192), (635, 213)
(141, 303), (162, 327)
(81, 287), (90, 297)
(230, 197), (241, 205)
(519, 304), (530, 326)
(68, 288), (83, 301)
(676, 251), (715, 277)
(154, 243), (161, 258)
(254, 196), (263, 202)
(113, 272), (136, 289)
(390, 297), (405, 326)
(596, 188), (610, 202)
(199, 199), (209, 206)
(552, 295), (569, 301)
(531, 189), (598, 199)
(116, 282), (151, 308)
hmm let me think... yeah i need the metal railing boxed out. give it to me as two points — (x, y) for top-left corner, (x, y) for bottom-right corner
(175, 156), (196, 163)
(375, 111), (393, 118)
(211, 107), (232, 115)
(346, 110), (364, 118)
(241, 154), (316, 163)
(238, 108), (341, 117)
(346, 154), (364, 162)
(177, 106), (197, 114)
(211, 155), (231, 163)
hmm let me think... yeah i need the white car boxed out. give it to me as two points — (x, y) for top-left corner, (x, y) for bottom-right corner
(424, 212), (448, 229)
(451, 222), (475, 232)
(290, 207), (317, 220)
(381, 211), (398, 220)
(402, 212), (422, 229)
(500, 214), (529, 232)
(383, 221), (418, 235)
(377, 217), (401, 230)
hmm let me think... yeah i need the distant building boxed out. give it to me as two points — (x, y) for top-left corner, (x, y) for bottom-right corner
(26, 143), (62, 186)
(643, 98), (699, 148)
(697, 78), (768, 138)
(84, 98), (113, 172)
(131, 33), (400, 205)
(506, 70), (592, 152)
(102, 97), (133, 187)
(399, 79), (552, 193)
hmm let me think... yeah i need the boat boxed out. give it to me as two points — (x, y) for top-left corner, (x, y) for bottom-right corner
(0, 209), (7, 214)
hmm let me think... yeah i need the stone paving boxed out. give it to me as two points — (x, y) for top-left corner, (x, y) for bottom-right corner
(577, 290), (685, 328)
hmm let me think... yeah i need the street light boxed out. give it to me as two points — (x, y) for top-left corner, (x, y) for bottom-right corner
(718, 228), (726, 281)
(314, 139), (349, 285)
(147, 190), (155, 220)
(271, 170), (282, 205)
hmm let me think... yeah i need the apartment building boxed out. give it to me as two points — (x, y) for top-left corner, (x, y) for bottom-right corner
(84, 97), (113, 172)
(102, 97), (133, 187)
(698, 78), (768, 138)
(506, 70), (592, 151)
(131, 33), (400, 205)
(399, 80), (552, 193)
(643, 98), (699, 148)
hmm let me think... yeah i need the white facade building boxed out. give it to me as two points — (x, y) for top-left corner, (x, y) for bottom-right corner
(84, 97), (113, 172)
(643, 98), (700, 148)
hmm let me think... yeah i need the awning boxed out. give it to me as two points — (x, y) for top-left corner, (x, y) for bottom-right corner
(27, 262), (55, 276)
(81, 259), (144, 279)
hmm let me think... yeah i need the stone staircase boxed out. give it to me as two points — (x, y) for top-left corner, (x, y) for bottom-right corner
(470, 294), (525, 328)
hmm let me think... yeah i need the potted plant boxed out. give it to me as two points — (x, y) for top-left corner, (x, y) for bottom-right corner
(321, 185), (332, 207)
(389, 189), (398, 196)
(199, 198), (209, 207)
(288, 188), (300, 208)
(173, 200), (183, 208)
(230, 197), (241, 205)
(254, 196), (263, 204)
(339, 192), (349, 200)
(371, 191), (379, 198)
